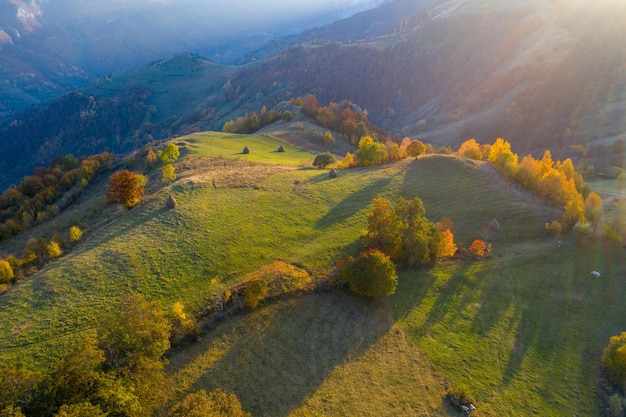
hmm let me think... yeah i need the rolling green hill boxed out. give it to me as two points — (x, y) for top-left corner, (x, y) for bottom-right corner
(0, 131), (624, 416)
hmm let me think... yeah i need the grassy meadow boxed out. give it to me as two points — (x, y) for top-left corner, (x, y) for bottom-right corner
(0, 131), (625, 416)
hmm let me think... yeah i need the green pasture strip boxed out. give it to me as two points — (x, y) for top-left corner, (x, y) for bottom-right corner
(183, 131), (316, 166)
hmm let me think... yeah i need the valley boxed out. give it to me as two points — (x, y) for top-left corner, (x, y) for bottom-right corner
(0, 0), (626, 415)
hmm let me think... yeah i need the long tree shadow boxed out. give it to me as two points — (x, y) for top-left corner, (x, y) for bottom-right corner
(316, 177), (393, 229)
(167, 290), (395, 417)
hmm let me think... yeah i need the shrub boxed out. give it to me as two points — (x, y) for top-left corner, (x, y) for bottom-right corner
(605, 224), (623, 245)
(323, 130), (334, 144)
(69, 226), (83, 243)
(0, 260), (14, 284)
(446, 384), (475, 409)
(603, 332), (626, 391)
(161, 143), (180, 164)
(545, 220), (563, 236)
(242, 261), (312, 309)
(47, 241), (62, 259)
(336, 249), (397, 299)
(170, 302), (201, 346)
(244, 277), (268, 309)
(167, 389), (251, 417)
(468, 239), (488, 257)
(161, 164), (177, 183)
(573, 220), (593, 238)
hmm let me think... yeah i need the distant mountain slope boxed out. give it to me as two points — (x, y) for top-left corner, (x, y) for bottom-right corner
(1, 0), (625, 186)
(0, 0), (387, 118)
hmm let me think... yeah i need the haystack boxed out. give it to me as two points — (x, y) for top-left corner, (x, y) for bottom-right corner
(487, 218), (500, 232)
(242, 146), (250, 154)
(277, 145), (285, 153)
(165, 195), (178, 209)
(329, 168), (338, 178)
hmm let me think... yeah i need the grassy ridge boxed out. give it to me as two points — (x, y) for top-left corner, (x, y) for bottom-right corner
(0, 132), (623, 416)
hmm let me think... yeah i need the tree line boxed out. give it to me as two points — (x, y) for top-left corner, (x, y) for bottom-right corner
(0, 152), (114, 241)
(0, 292), (250, 417)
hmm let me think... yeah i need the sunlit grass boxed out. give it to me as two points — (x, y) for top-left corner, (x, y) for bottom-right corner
(184, 131), (316, 166)
(0, 148), (623, 416)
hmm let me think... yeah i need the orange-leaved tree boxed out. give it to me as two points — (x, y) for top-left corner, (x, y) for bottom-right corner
(468, 239), (488, 257)
(106, 170), (145, 209)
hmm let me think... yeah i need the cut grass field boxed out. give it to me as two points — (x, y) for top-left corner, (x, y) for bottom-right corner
(0, 131), (624, 416)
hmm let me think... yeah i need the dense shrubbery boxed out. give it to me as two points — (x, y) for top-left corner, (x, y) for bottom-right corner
(603, 332), (626, 392)
(0, 153), (113, 241)
(167, 389), (251, 417)
(362, 196), (457, 268)
(243, 261), (314, 309)
(222, 106), (282, 134)
(336, 249), (397, 299)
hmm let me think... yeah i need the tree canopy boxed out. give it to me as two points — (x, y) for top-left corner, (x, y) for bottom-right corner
(363, 196), (452, 267)
(312, 152), (337, 169)
(337, 249), (398, 299)
(106, 170), (145, 209)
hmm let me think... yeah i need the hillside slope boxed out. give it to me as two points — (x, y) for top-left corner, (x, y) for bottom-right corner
(1, 130), (622, 415)
(3, 0), (625, 187)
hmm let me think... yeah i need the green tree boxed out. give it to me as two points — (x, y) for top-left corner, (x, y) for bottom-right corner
(69, 226), (83, 243)
(161, 164), (177, 183)
(337, 249), (398, 299)
(99, 292), (171, 374)
(323, 130), (334, 144)
(602, 332), (626, 391)
(106, 170), (145, 209)
(167, 389), (251, 417)
(356, 136), (387, 166)
(406, 139), (426, 158)
(161, 144), (180, 164)
(312, 152), (337, 169)
(363, 197), (403, 260)
(51, 336), (105, 408)
(0, 406), (25, 417)
(98, 293), (170, 413)
(0, 260), (14, 284)
(54, 402), (107, 417)
(47, 241), (62, 259)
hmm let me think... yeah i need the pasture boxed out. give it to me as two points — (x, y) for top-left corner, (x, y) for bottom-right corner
(0, 132), (623, 416)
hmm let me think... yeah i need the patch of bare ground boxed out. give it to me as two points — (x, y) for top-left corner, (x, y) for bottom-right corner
(169, 157), (295, 190)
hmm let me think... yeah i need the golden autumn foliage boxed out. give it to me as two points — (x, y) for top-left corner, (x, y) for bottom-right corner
(470, 138), (594, 231)
(457, 138), (482, 160)
(436, 229), (458, 259)
(244, 261), (313, 309)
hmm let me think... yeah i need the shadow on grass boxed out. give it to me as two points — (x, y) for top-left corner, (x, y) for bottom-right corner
(315, 177), (393, 229)
(168, 291), (394, 417)
(390, 267), (439, 323)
